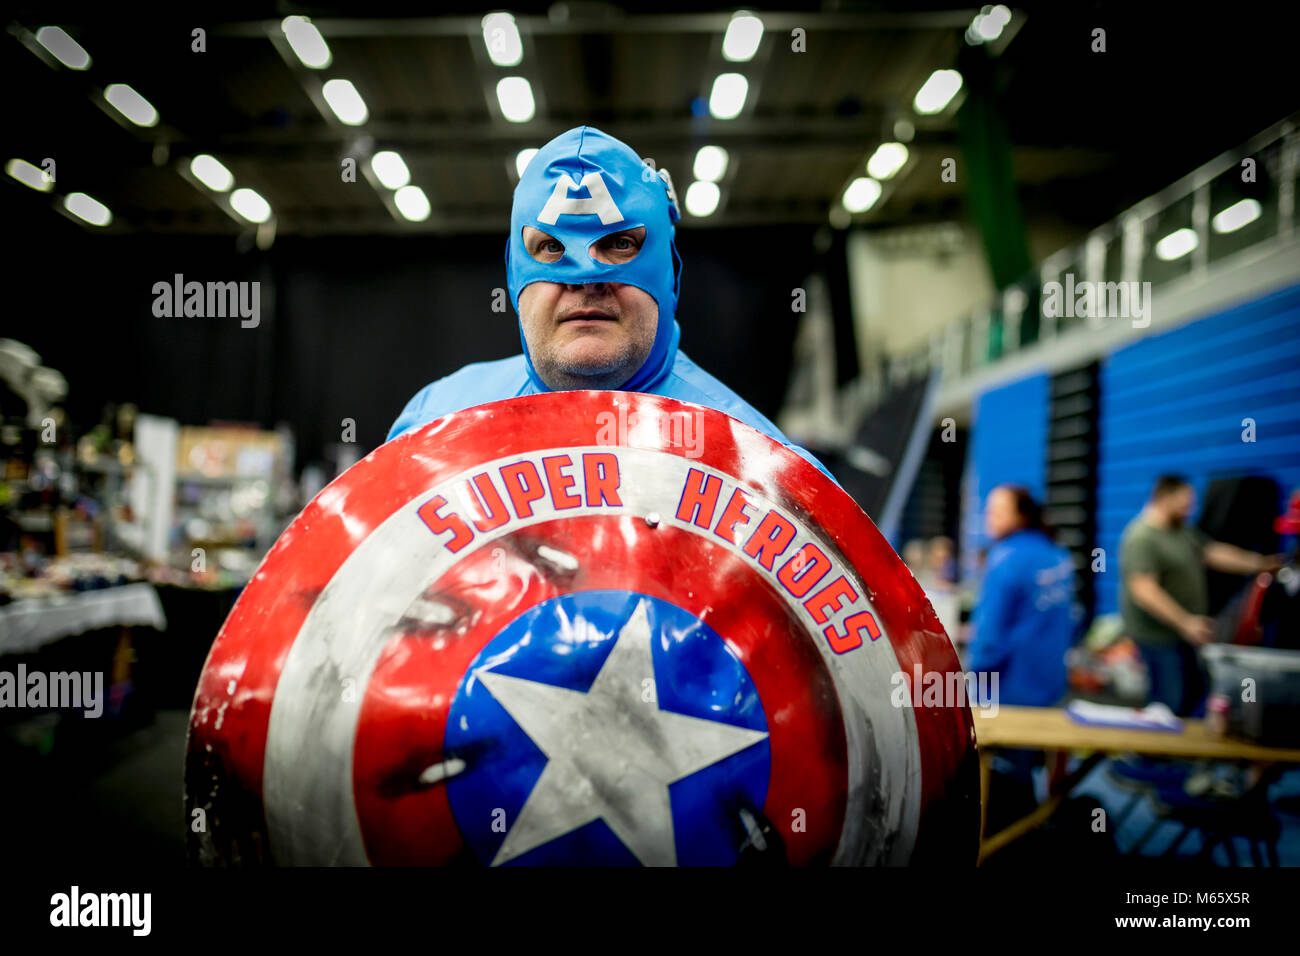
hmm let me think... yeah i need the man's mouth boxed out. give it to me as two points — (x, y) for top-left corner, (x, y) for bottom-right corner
(561, 309), (616, 322)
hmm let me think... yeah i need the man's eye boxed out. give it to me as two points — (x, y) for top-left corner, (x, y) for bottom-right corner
(588, 231), (643, 264)
(542, 240), (562, 253)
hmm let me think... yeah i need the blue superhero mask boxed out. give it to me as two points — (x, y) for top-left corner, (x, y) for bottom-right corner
(505, 126), (683, 392)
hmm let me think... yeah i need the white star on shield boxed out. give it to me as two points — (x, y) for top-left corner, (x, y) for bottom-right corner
(476, 599), (768, 866)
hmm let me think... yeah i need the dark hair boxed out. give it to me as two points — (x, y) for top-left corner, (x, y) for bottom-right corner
(999, 484), (1052, 538)
(1151, 474), (1191, 500)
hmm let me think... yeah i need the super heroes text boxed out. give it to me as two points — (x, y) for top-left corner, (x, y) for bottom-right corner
(415, 450), (883, 656)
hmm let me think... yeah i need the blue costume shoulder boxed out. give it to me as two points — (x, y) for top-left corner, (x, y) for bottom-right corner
(386, 350), (835, 483)
(658, 352), (836, 482)
(386, 356), (529, 442)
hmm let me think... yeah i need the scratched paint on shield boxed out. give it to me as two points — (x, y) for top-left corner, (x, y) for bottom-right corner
(263, 442), (915, 866)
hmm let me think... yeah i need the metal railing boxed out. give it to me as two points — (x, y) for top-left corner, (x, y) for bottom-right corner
(870, 112), (1299, 402)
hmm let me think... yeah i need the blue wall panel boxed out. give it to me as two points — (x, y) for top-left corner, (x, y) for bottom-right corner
(1095, 281), (1300, 615)
(974, 371), (1050, 500)
(965, 371), (1050, 570)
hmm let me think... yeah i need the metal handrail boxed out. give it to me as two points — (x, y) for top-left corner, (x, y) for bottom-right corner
(872, 111), (1299, 399)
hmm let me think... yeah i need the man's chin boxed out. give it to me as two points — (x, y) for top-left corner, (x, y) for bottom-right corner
(539, 353), (637, 390)
(555, 340), (628, 377)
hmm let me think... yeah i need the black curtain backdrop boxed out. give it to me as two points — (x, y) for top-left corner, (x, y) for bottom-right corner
(8, 215), (820, 469)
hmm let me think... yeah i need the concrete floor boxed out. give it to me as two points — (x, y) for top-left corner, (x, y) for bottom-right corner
(6, 707), (1299, 867)
(3, 709), (188, 868)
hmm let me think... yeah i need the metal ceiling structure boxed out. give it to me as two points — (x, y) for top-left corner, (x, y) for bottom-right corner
(5, 3), (1298, 239)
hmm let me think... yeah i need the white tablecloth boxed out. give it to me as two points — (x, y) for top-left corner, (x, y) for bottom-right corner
(0, 583), (167, 655)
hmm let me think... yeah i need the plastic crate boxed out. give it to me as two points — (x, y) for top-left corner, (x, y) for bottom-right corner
(1202, 644), (1300, 747)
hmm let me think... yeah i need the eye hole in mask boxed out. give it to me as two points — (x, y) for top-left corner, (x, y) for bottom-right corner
(522, 225), (646, 266)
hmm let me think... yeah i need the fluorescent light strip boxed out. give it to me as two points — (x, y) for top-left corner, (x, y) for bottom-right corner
(282, 16), (332, 69)
(496, 77), (535, 123)
(321, 79), (368, 126)
(843, 177), (882, 213)
(914, 70), (963, 115)
(104, 84), (159, 127)
(967, 5), (1012, 45)
(722, 14), (763, 62)
(867, 142), (908, 180)
(190, 155), (234, 192)
(230, 188), (272, 223)
(709, 73), (748, 120)
(515, 148), (539, 179)
(34, 26), (90, 70)
(370, 151), (411, 189)
(1154, 227), (1198, 260)
(482, 13), (523, 67)
(6, 158), (53, 192)
(693, 146), (728, 183)
(65, 192), (112, 226)
(1211, 198), (1262, 234)
(394, 185), (431, 222)
(685, 181), (720, 217)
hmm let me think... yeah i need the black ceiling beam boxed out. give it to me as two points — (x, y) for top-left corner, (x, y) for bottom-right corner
(172, 114), (956, 159)
(85, 195), (852, 236)
(212, 11), (980, 39)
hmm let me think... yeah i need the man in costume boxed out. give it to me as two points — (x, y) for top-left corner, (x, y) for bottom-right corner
(388, 125), (831, 480)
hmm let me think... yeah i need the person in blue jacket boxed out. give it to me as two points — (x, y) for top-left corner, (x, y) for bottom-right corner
(386, 125), (833, 482)
(968, 484), (1080, 831)
(969, 484), (1079, 706)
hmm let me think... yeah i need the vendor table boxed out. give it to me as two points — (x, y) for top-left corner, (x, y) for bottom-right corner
(0, 583), (166, 655)
(974, 705), (1300, 864)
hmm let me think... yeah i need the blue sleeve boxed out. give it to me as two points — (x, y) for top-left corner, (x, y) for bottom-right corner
(662, 357), (841, 487)
(385, 383), (434, 442)
(968, 557), (1020, 673)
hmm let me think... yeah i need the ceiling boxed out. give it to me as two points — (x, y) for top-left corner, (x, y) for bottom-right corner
(5, 2), (1298, 239)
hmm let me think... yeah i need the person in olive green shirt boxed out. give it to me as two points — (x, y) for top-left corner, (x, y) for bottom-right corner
(1120, 475), (1281, 715)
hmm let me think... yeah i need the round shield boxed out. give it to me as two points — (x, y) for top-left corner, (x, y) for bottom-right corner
(186, 392), (978, 866)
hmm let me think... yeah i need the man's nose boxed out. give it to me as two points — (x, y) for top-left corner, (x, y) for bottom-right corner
(564, 281), (608, 292)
